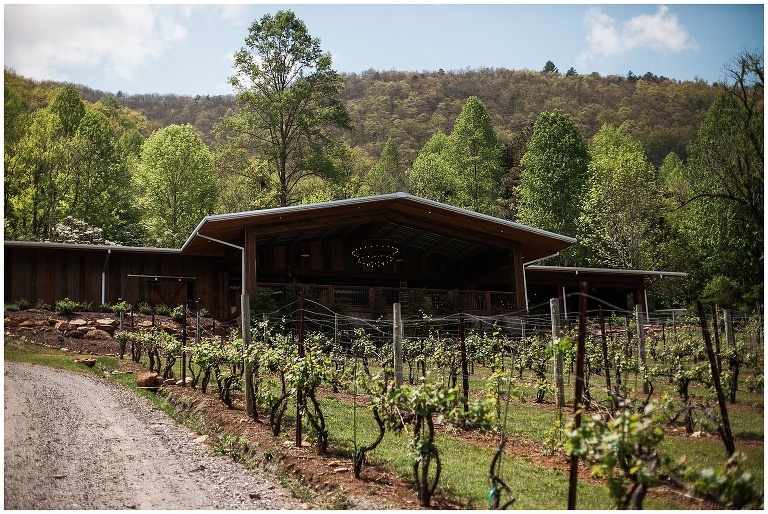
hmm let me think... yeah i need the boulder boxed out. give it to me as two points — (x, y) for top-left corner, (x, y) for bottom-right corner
(5, 319), (19, 328)
(136, 372), (159, 388)
(69, 319), (88, 328)
(96, 318), (118, 327)
(65, 330), (84, 339)
(19, 320), (36, 328)
(94, 324), (116, 335)
(83, 329), (112, 340)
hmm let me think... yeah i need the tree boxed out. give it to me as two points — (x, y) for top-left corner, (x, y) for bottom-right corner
(515, 110), (590, 263)
(408, 131), (460, 206)
(565, 67), (578, 77)
(4, 109), (67, 240)
(134, 124), (217, 247)
(448, 96), (502, 214)
(670, 50), (764, 306)
(49, 85), (85, 138)
(365, 137), (405, 195)
(542, 61), (558, 74)
(219, 10), (351, 207)
(579, 124), (664, 269)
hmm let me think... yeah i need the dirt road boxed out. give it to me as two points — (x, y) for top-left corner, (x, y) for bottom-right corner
(4, 362), (303, 510)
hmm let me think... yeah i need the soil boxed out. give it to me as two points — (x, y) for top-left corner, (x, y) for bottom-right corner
(3, 309), (729, 509)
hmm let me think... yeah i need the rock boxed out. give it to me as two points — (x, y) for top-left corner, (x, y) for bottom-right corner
(5, 319), (19, 328)
(163, 379), (176, 386)
(96, 318), (118, 327)
(75, 358), (97, 367)
(65, 330), (84, 339)
(136, 372), (159, 388)
(69, 319), (88, 327)
(83, 329), (111, 340)
(19, 320), (36, 328)
(95, 325), (115, 334)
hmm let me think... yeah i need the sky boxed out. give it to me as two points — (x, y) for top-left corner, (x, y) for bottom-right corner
(4, 3), (765, 97)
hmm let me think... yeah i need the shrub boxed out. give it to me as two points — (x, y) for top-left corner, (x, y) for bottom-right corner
(98, 302), (113, 313)
(170, 304), (186, 322)
(137, 302), (152, 315)
(112, 301), (129, 315)
(15, 298), (29, 310)
(35, 299), (52, 311)
(55, 298), (79, 315)
(5, 303), (20, 312)
(155, 303), (171, 316)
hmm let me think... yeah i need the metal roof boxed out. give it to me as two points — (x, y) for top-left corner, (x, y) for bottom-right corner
(182, 193), (576, 263)
(526, 265), (686, 278)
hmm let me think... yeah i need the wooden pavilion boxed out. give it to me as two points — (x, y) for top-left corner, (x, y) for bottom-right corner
(3, 193), (683, 319)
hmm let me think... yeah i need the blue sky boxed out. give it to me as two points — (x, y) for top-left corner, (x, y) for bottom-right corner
(4, 3), (764, 96)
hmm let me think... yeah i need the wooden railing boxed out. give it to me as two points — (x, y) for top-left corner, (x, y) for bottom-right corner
(256, 283), (520, 315)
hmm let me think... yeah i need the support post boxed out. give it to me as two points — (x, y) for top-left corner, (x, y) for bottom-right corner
(567, 281), (589, 510)
(296, 292), (304, 448)
(598, 306), (613, 405)
(636, 304), (648, 394)
(723, 309), (735, 348)
(460, 313), (469, 413)
(242, 293), (254, 417)
(550, 298), (565, 408)
(393, 303), (403, 388)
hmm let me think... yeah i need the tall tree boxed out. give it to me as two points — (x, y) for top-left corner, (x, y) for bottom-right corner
(408, 131), (459, 205)
(219, 10), (351, 207)
(448, 96), (502, 214)
(4, 109), (67, 240)
(669, 51), (764, 306)
(49, 85), (85, 138)
(579, 124), (664, 269)
(134, 124), (217, 247)
(515, 109), (590, 263)
(365, 137), (405, 195)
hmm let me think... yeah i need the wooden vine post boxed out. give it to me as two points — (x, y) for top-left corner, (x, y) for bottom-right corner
(696, 300), (736, 458)
(460, 313), (469, 413)
(598, 306), (613, 406)
(550, 298), (565, 409)
(636, 304), (648, 394)
(568, 281), (588, 510)
(393, 303), (403, 388)
(296, 292), (305, 448)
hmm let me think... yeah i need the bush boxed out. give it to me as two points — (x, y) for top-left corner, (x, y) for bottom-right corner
(136, 302), (152, 315)
(112, 301), (129, 315)
(98, 302), (113, 313)
(55, 298), (79, 315)
(170, 304), (186, 322)
(155, 303), (171, 316)
(5, 303), (20, 312)
(15, 298), (29, 310)
(35, 299), (52, 311)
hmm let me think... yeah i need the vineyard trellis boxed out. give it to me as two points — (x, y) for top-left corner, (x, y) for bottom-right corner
(121, 290), (763, 508)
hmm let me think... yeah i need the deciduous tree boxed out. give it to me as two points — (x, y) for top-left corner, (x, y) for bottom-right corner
(134, 124), (217, 247)
(219, 10), (351, 207)
(516, 109), (590, 263)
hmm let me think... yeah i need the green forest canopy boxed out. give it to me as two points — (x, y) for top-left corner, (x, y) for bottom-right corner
(3, 46), (763, 311)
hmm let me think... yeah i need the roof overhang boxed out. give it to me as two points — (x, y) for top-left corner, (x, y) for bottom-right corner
(525, 265), (686, 278)
(4, 240), (180, 255)
(181, 193), (576, 263)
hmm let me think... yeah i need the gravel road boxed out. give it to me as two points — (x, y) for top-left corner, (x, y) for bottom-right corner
(4, 362), (303, 510)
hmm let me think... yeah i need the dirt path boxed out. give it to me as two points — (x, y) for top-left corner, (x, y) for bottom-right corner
(4, 362), (304, 510)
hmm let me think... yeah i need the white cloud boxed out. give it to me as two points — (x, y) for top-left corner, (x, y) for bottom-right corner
(577, 6), (696, 67)
(4, 5), (188, 82)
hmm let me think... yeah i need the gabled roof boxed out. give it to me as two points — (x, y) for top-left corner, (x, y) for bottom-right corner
(182, 193), (576, 263)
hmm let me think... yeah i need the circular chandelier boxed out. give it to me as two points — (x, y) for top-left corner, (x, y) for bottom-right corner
(352, 240), (399, 268)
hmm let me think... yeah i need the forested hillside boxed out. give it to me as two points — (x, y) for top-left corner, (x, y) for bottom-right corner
(3, 10), (762, 311)
(4, 66), (717, 168)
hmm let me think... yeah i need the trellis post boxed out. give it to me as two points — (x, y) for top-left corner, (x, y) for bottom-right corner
(636, 304), (648, 394)
(393, 303), (403, 388)
(550, 298), (565, 408)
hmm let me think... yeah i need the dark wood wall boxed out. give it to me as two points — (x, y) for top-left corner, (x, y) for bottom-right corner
(4, 247), (238, 319)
